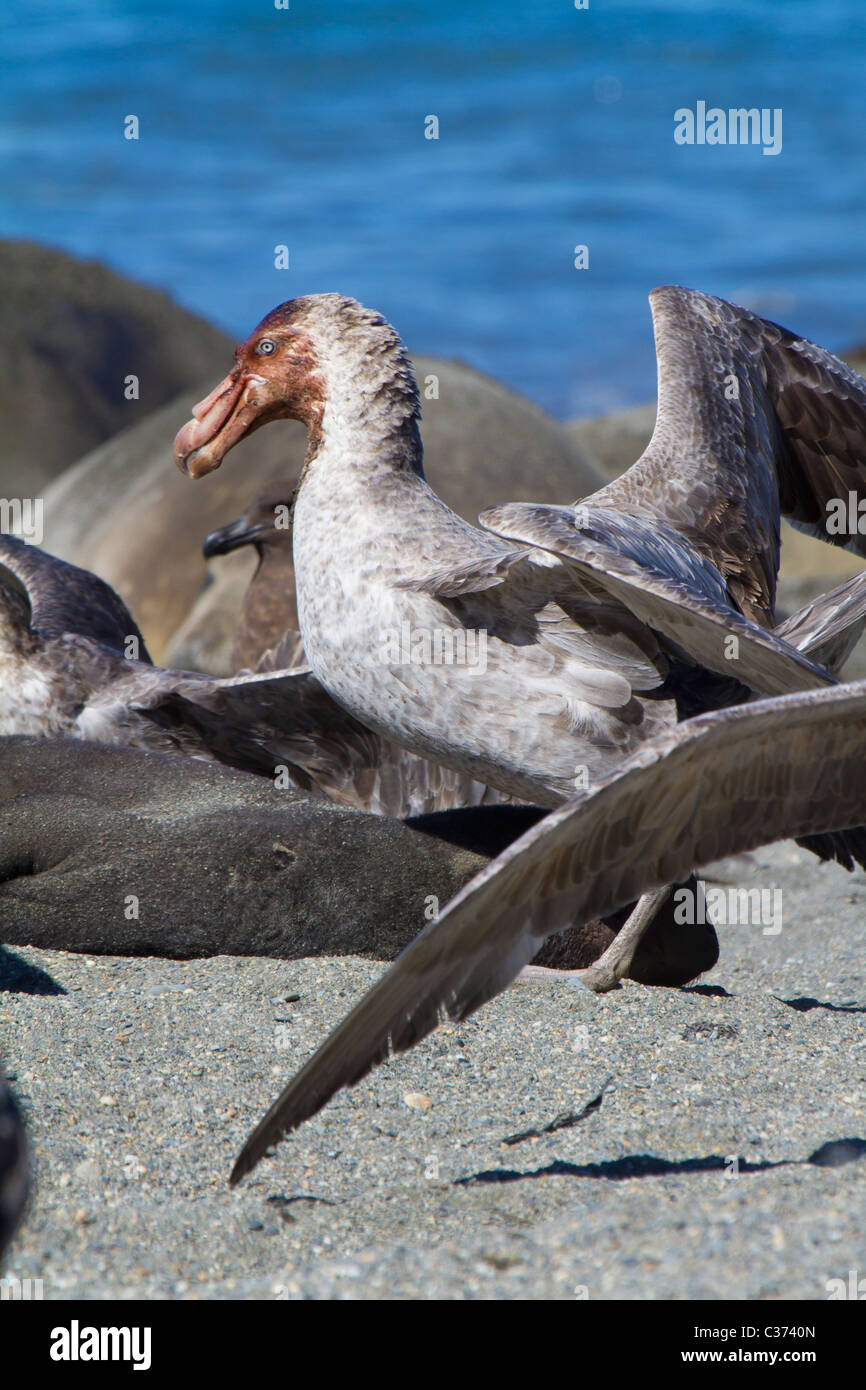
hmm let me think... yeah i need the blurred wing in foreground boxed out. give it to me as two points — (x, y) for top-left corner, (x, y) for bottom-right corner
(231, 677), (866, 1183)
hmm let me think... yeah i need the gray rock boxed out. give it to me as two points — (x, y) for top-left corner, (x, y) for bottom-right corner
(164, 550), (257, 676)
(42, 358), (600, 663)
(839, 344), (866, 378)
(564, 403), (656, 482)
(0, 239), (233, 495)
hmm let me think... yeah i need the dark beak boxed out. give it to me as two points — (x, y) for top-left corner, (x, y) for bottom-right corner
(202, 517), (268, 559)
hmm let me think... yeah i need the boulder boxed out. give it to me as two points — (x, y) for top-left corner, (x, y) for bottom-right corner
(164, 550), (256, 676)
(0, 239), (233, 495)
(564, 403), (657, 483)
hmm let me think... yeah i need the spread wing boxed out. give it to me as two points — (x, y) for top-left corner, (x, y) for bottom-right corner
(254, 629), (308, 673)
(775, 570), (866, 676)
(231, 676), (866, 1184)
(398, 541), (673, 708)
(472, 503), (832, 698)
(0, 533), (152, 662)
(119, 663), (507, 817)
(589, 285), (866, 622)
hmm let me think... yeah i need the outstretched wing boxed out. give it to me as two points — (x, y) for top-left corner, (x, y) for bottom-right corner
(126, 663), (507, 817)
(231, 677), (866, 1183)
(775, 569), (866, 676)
(475, 502), (832, 698)
(0, 533), (152, 662)
(398, 540), (676, 707)
(590, 286), (866, 622)
(254, 628), (307, 673)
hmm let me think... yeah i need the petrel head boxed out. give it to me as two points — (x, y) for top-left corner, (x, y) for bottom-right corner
(174, 294), (419, 479)
(202, 485), (295, 559)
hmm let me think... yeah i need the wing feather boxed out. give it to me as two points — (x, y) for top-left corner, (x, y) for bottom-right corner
(0, 534), (152, 661)
(590, 286), (866, 621)
(478, 502), (832, 697)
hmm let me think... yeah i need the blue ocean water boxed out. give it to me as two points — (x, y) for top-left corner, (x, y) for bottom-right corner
(2, 0), (865, 417)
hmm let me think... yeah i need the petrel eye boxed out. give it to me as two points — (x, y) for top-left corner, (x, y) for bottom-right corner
(257, 339), (277, 355)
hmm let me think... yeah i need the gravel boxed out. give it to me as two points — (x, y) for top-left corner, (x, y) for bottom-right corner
(2, 839), (865, 1300)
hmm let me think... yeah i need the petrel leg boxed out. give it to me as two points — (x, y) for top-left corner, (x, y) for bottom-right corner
(518, 887), (673, 994)
(572, 887), (673, 992)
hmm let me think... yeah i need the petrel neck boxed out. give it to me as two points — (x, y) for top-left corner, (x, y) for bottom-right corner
(320, 409), (423, 475)
(302, 338), (426, 480)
